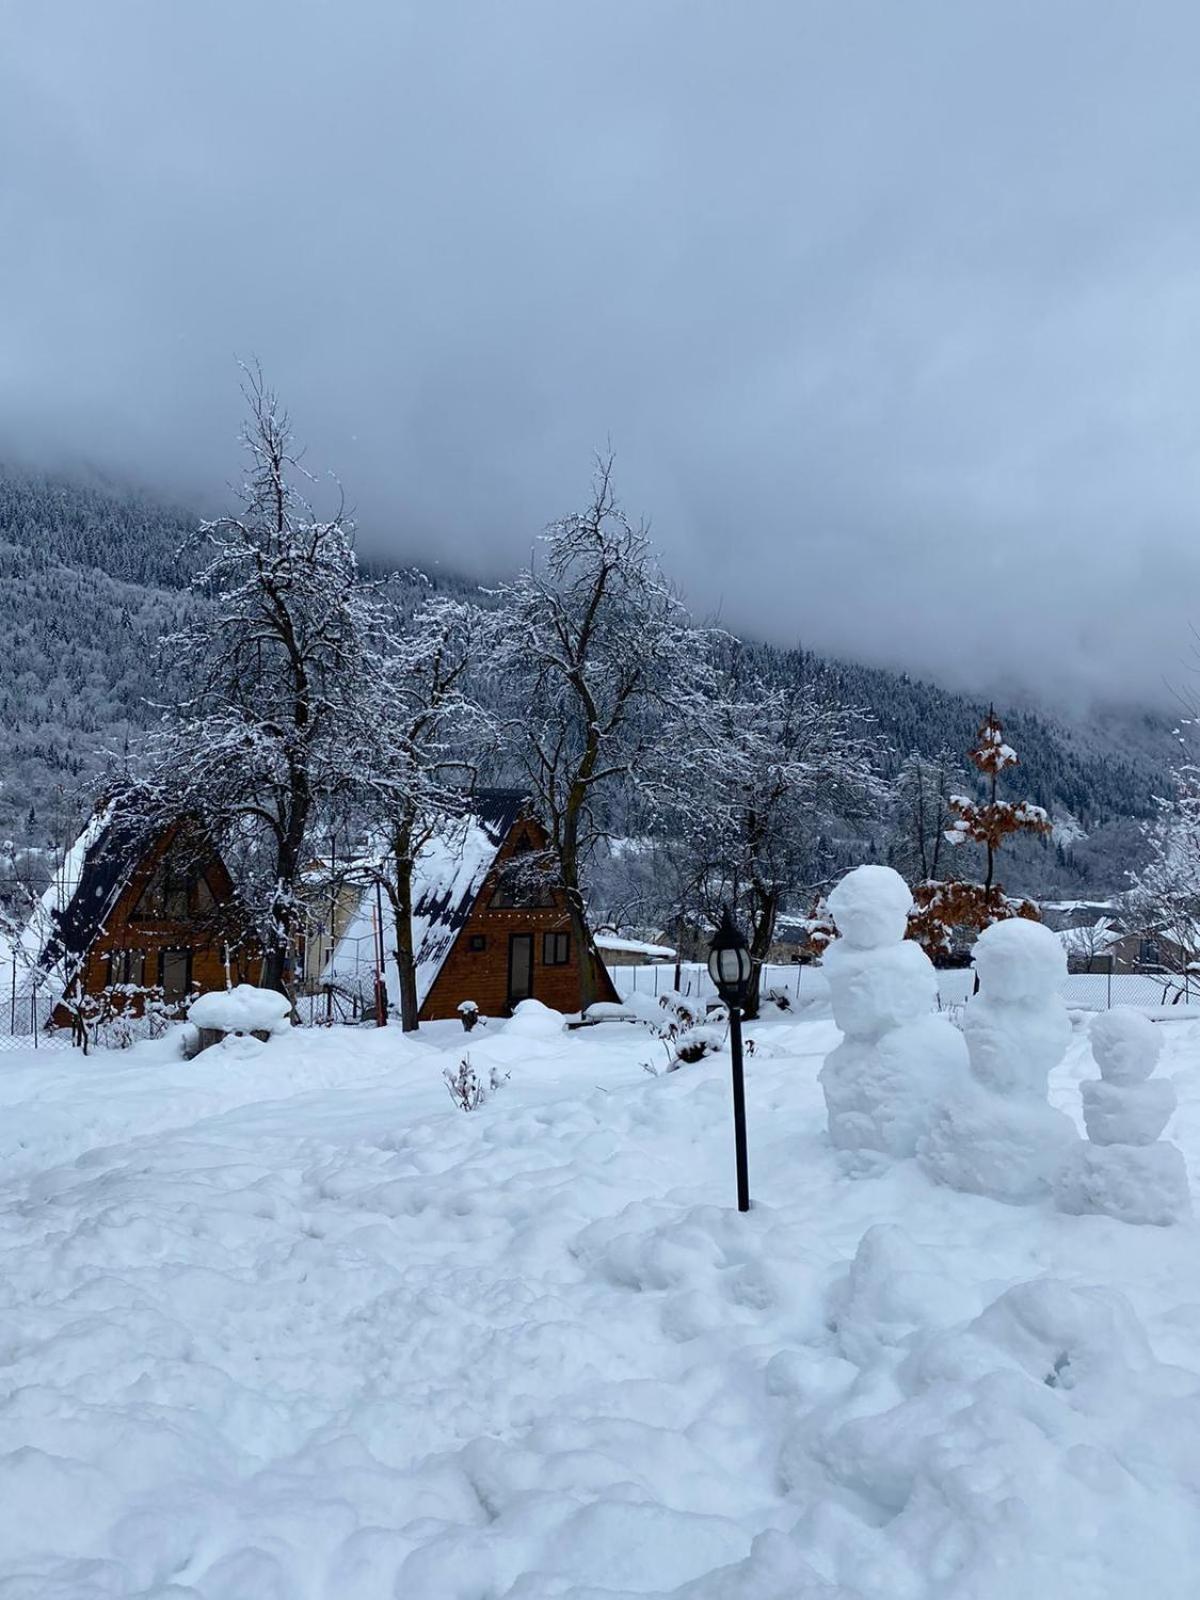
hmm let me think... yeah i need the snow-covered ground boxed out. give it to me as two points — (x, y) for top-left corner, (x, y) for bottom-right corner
(4, 1005), (1200, 1596)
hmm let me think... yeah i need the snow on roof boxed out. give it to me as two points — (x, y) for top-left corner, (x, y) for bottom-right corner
(593, 935), (677, 959)
(322, 791), (529, 1008)
(1056, 918), (1125, 956)
(25, 803), (147, 986)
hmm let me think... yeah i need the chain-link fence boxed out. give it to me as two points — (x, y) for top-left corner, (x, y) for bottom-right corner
(0, 973), (65, 1051)
(610, 956), (1200, 1017)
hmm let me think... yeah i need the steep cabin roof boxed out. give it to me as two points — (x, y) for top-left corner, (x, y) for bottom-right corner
(323, 790), (549, 1010)
(36, 806), (157, 978)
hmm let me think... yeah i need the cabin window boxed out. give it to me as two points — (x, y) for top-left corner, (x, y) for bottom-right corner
(543, 931), (570, 966)
(131, 847), (220, 922)
(107, 950), (145, 987)
(1139, 939), (1161, 967)
(468, 934), (486, 952)
(489, 826), (556, 908)
(490, 867), (556, 910)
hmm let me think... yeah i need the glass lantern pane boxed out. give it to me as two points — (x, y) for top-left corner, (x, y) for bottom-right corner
(718, 949), (740, 984)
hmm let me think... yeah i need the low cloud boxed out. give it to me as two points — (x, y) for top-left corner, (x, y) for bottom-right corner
(3, 1), (1198, 705)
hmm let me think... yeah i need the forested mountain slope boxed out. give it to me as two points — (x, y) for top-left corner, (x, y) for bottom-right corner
(0, 469), (1175, 898)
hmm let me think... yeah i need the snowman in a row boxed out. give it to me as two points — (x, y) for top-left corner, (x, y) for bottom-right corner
(818, 864), (1189, 1223)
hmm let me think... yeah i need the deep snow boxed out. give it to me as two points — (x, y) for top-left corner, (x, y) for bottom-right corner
(3, 1005), (1200, 1597)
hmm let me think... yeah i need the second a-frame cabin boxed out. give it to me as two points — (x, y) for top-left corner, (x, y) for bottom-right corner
(322, 791), (620, 1021)
(38, 805), (260, 1021)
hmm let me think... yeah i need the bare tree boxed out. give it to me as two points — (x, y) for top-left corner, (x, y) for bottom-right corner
(488, 458), (700, 1010)
(133, 368), (376, 992)
(1128, 755), (1200, 971)
(887, 747), (966, 884)
(347, 590), (487, 1030)
(656, 656), (881, 1016)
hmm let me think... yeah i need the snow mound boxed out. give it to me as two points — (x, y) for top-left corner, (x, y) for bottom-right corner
(971, 916), (1066, 1002)
(187, 984), (292, 1036)
(827, 864), (913, 949)
(1091, 1007), (1162, 1085)
(504, 997), (566, 1036)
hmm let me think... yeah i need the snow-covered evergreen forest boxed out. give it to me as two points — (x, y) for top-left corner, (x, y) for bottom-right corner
(0, 462), (1174, 909)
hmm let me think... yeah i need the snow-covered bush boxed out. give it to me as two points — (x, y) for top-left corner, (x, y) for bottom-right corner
(443, 1054), (510, 1111)
(75, 984), (177, 1051)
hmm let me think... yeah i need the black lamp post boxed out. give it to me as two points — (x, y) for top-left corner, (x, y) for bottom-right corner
(708, 905), (752, 1212)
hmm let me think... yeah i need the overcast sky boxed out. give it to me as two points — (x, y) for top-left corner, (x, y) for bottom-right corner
(4, 2), (1200, 707)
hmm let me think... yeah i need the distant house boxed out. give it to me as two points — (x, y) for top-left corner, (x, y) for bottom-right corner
(593, 934), (677, 967)
(35, 807), (260, 1024)
(322, 791), (620, 1020)
(1042, 900), (1193, 974)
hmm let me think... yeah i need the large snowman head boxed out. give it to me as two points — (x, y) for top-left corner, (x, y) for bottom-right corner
(828, 865), (913, 950)
(971, 916), (1067, 1003)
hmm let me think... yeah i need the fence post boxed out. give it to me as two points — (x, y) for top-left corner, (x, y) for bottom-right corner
(1107, 956), (1112, 1011)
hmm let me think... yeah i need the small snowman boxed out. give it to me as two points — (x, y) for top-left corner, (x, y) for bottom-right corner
(1056, 1009), (1190, 1225)
(919, 917), (1077, 1204)
(819, 865), (968, 1165)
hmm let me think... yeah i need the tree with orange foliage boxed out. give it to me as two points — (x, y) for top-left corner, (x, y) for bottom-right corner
(908, 710), (1051, 962)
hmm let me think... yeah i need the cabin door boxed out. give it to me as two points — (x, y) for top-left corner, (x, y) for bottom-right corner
(159, 948), (193, 1008)
(507, 934), (534, 1010)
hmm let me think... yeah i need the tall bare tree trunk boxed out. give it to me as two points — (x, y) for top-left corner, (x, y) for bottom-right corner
(390, 836), (420, 1032)
(744, 889), (780, 1020)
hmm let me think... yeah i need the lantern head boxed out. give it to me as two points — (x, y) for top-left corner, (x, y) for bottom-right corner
(707, 905), (752, 1007)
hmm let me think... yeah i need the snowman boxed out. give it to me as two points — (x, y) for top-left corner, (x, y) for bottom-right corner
(819, 865), (968, 1165)
(1056, 1008), (1190, 1225)
(919, 916), (1077, 1204)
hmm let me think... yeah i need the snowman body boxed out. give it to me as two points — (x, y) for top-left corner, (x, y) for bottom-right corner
(919, 917), (1076, 1203)
(819, 866), (967, 1162)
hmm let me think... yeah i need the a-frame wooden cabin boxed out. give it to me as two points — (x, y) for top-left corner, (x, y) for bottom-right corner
(323, 791), (620, 1021)
(39, 807), (260, 1023)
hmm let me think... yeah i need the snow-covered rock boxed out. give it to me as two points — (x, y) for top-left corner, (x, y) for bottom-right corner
(187, 983), (292, 1037)
(820, 866), (967, 1161)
